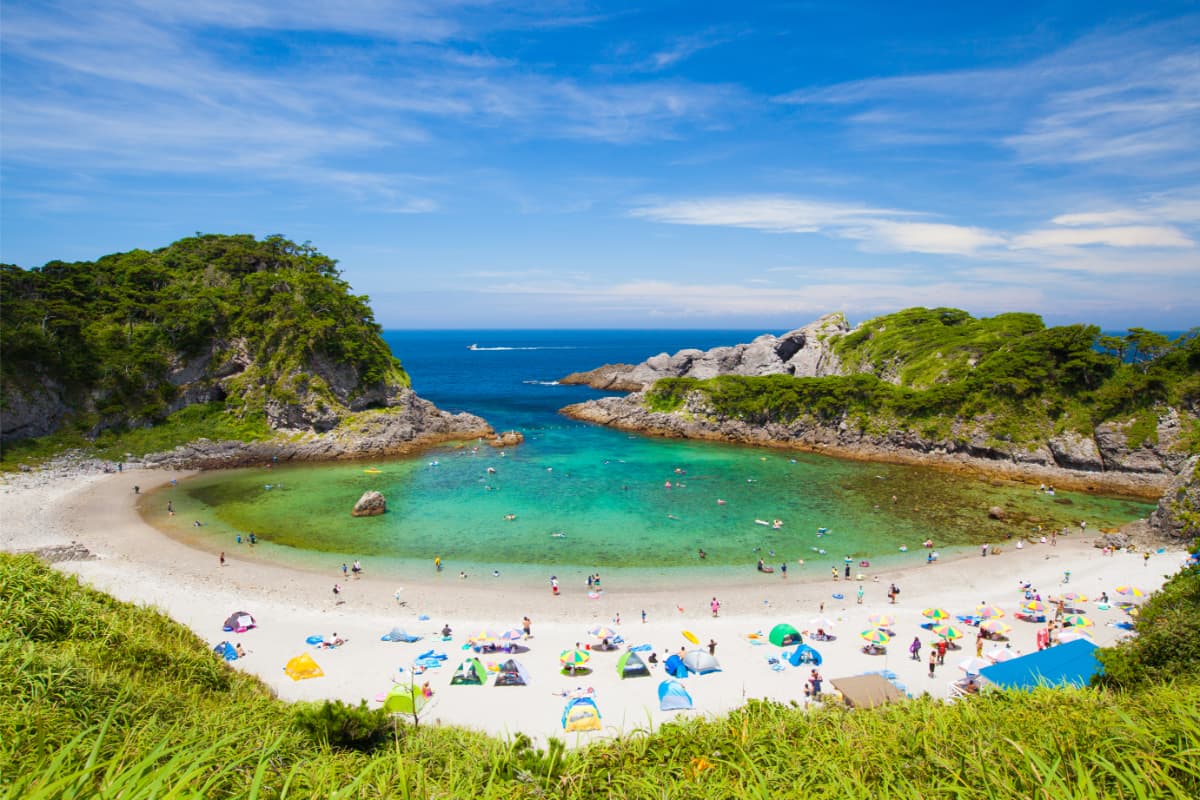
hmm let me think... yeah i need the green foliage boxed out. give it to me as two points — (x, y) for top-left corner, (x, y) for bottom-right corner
(293, 700), (395, 753)
(5, 552), (1200, 798)
(1, 234), (408, 450)
(1095, 562), (1200, 690)
(646, 309), (1198, 450)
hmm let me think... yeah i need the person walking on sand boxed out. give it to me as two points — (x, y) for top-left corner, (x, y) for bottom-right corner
(976, 633), (984, 657)
(856, 585), (865, 604)
(711, 597), (720, 617)
(219, 551), (225, 567)
(522, 616), (532, 639)
(707, 639), (717, 656)
(928, 649), (937, 678)
(936, 638), (947, 665)
(909, 636), (921, 661)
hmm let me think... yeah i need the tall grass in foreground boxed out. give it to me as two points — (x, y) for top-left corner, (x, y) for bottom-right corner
(3, 553), (1199, 799)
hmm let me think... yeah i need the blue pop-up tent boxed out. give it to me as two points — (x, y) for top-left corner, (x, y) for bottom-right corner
(978, 639), (1102, 690)
(787, 643), (823, 666)
(663, 654), (689, 679)
(658, 679), (693, 710)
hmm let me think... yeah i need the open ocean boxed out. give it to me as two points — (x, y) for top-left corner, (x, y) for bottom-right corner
(152, 330), (1154, 581)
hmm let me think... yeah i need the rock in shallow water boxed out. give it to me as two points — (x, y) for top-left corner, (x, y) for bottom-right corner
(352, 490), (387, 517)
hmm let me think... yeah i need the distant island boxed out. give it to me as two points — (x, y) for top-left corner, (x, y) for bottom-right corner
(561, 308), (1199, 541)
(0, 234), (504, 468)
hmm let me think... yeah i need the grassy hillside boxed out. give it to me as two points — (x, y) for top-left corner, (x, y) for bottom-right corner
(3, 552), (1198, 799)
(647, 308), (1200, 450)
(1, 234), (408, 456)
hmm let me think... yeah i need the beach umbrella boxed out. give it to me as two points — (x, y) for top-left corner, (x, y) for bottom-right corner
(980, 619), (1012, 636)
(467, 628), (500, 644)
(1058, 629), (1094, 644)
(1021, 601), (1046, 614)
(957, 656), (992, 674)
(499, 628), (524, 641)
(974, 604), (1004, 619)
(1063, 614), (1094, 628)
(809, 616), (836, 630)
(860, 629), (891, 645)
(922, 608), (951, 621)
(984, 646), (1015, 663)
(1115, 585), (1146, 598)
(932, 624), (965, 640)
(867, 613), (895, 628)
(681, 630), (700, 645)
(559, 649), (590, 665)
(588, 625), (617, 640)
(1061, 592), (1087, 602)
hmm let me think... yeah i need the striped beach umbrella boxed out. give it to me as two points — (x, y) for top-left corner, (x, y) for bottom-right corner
(559, 648), (591, 665)
(974, 604), (1004, 619)
(860, 629), (891, 645)
(922, 607), (951, 621)
(587, 625), (617, 640)
(1021, 600), (1047, 614)
(1058, 629), (1094, 644)
(1063, 614), (1094, 628)
(467, 629), (500, 644)
(932, 624), (965, 640)
(980, 619), (1012, 636)
(867, 613), (895, 628)
(499, 628), (524, 641)
(1061, 592), (1087, 603)
(1115, 585), (1146, 598)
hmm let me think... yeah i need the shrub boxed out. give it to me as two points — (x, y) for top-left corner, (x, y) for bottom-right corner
(293, 699), (395, 753)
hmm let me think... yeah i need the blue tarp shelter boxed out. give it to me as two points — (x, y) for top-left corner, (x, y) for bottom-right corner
(658, 679), (693, 710)
(663, 654), (689, 679)
(788, 644), (823, 666)
(978, 639), (1102, 690)
(213, 641), (237, 661)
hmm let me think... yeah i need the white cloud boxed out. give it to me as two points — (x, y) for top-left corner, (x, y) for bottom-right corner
(1012, 225), (1194, 250)
(842, 221), (1006, 256)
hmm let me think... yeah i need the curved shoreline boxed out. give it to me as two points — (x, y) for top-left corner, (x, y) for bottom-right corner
(3, 463), (1186, 746)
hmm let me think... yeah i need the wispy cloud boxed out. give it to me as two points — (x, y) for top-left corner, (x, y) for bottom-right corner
(1012, 225), (1194, 250)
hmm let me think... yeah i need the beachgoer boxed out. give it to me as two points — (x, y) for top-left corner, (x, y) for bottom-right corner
(167, 500), (174, 515)
(422, 681), (433, 699)
(248, 532), (256, 545)
(707, 639), (717, 656)
(711, 597), (720, 617)
(236, 535), (242, 544)
(810, 669), (822, 694)
(435, 556), (442, 572)
(1099, 592), (1109, 604)
(831, 566), (838, 581)
(976, 634), (984, 657)
(909, 636), (921, 661)
(342, 563), (349, 578)
(117, 462), (122, 473)
(551, 576), (559, 595)
(641, 609), (647, 624)
(844, 563), (850, 578)
(781, 562), (788, 578)
(332, 584), (341, 597)
(352, 560), (362, 577)
(981, 543), (989, 558)
(1143, 552), (1151, 566)
(587, 574), (594, 589)
(614, 612), (621, 625)
(856, 585), (864, 605)
(133, 485), (139, 494)
(936, 639), (947, 665)
(441, 624), (452, 637)
(522, 616), (531, 638)
(458, 571), (467, 579)
(235, 643), (246, 658)
(929, 649), (937, 677)
(648, 651), (658, 664)
(698, 548), (707, 559)
(219, 551), (225, 567)
(758, 558), (765, 572)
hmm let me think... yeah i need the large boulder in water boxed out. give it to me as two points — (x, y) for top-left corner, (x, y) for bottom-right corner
(352, 490), (387, 517)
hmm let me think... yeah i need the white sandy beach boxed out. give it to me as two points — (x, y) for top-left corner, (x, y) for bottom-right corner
(2, 465), (1186, 746)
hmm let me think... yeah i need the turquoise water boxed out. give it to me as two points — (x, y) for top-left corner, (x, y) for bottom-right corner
(150, 330), (1154, 577)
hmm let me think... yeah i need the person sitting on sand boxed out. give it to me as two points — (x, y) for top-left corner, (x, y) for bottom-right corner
(235, 643), (246, 659)
(441, 624), (452, 638)
(421, 681), (433, 698)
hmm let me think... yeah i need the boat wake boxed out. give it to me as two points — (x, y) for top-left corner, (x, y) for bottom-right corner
(468, 344), (577, 351)
(522, 380), (561, 386)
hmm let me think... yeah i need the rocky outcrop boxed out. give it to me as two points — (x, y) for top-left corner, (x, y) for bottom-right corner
(561, 313), (849, 391)
(488, 430), (524, 448)
(561, 391), (1186, 498)
(140, 389), (495, 469)
(351, 491), (387, 517)
(1147, 455), (1200, 541)
(0, 376), (71, 441)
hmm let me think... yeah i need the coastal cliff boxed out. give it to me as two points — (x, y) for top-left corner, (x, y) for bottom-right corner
(1, 234), (499, 464)
(561, 308), (1200, 518)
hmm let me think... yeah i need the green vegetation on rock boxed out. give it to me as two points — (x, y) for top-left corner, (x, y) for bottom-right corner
(1, 234), (409, 461)
(3, 552), (1200, 798)
(646, 308), (1200, 450)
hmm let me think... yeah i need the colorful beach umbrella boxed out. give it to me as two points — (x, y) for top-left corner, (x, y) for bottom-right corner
(809, 616), (836, 630)
(1021, 601), (1047, 614)
(984, 647), (1015, 663)
(866, 613), (895, 628)
(860, 629), (891, 645)
(923, 608), (951, 621)
(957, 656), (992, 674)
(499, 628), (524, 641)
(1063, 614), (1094, 628)
(932, 624), (965, 640)
(1061, 592), (1087, 602)
(1115, 585), (1146, 598)
(980, 619), (1012, 636)
(587, 625), (617, 640)
(467, 629), (500, 644)
(974, 604), (1004, 619)
(559, 649), (590, 665)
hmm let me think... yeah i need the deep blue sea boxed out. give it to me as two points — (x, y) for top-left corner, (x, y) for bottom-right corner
(158, 330), (1154, 582)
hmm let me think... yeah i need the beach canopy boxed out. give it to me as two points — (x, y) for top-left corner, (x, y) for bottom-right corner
(451, 657), (488, 685)
(616, 650), (651, 679)
(658, 679), (694, 711)
(562, 696), (602, 732)
(787, 643), (823, 667)
(383, 684), (426, 715)
(663, 654), (688, 679)
(978, 639), (1102, 690)
(380, 626), (421, 643)
(830, 674), (905, 709)
(213, 641), (237, 661)
(223, 612), (256, 633)
(495, 659), (531, 686)
(284, 653), (323, 681)
(682, 649), (721, 675)
(768, 623), (802, 647)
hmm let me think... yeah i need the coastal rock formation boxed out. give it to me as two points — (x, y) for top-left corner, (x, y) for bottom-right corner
(351, 491), (387, 517)
(140, 389), (495, 469)
(560, 313), (849, 391)
(488, 430), (525, 448)
(988, 506), (1006, 520)
(1147, 455), (1200, 541)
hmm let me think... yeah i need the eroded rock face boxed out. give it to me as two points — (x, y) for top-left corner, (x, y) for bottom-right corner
(488, 430), (524, 448)
(561, 313), (849, 391)
(351, 490), (387, 517)
(1147, 455), (1200, 541)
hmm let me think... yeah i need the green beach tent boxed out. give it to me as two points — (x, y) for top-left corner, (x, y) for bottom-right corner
(383, 684), (427, 715)
(616, 650), (651, 679)
(451, 657), (488, 685)
(769, 623), (802, 647)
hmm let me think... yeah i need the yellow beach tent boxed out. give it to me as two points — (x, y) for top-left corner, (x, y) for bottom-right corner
(284, 653), (324, 680)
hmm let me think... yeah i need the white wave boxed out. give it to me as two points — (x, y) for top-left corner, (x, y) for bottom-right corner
(522, 380), (561, 386)
(468, 345), (577, 351)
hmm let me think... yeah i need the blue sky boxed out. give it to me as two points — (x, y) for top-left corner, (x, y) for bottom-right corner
(2, 1), (1197, 329)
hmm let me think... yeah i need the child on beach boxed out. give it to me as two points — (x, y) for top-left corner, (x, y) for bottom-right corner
(929, 649), (937, 677)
